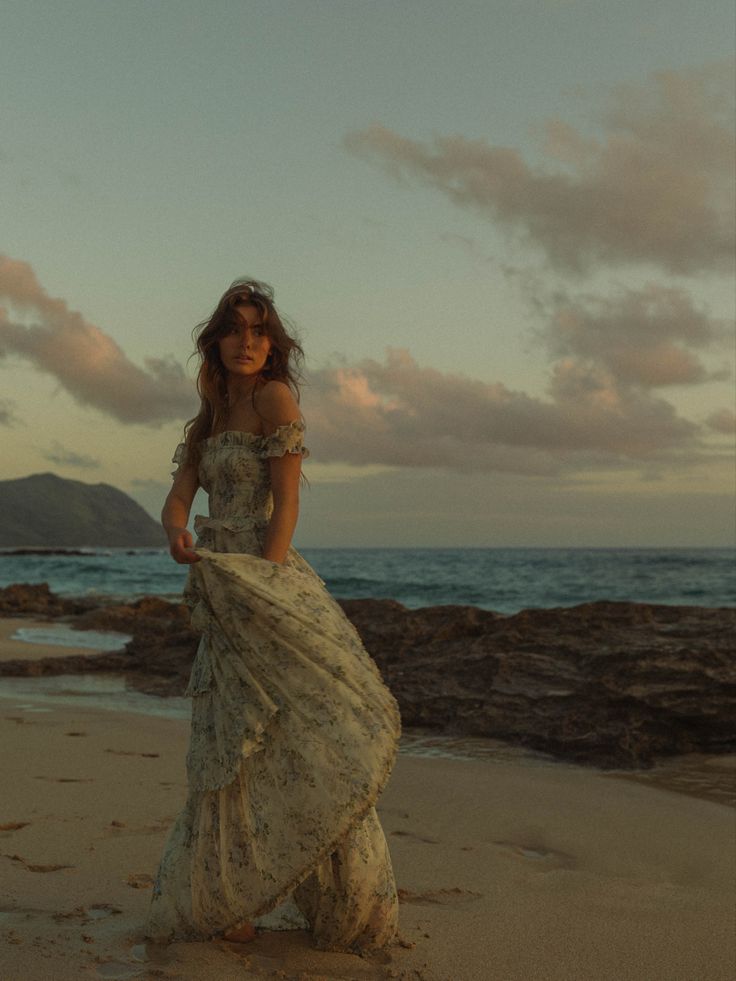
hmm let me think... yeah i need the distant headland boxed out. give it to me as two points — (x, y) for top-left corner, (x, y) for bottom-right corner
(0, 473), (166, 548)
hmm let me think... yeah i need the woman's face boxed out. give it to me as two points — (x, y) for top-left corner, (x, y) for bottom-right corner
(218, 303), (273, 379)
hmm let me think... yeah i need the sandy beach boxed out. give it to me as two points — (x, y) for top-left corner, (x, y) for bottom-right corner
(0, 622), (734, 981)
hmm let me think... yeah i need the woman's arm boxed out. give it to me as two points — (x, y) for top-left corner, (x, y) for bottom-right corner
(263, 452), (301, 563)
(162, 459), (201, 564)
(258, 381), (303, 564)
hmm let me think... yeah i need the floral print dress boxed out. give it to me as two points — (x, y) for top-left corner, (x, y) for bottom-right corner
(144, 421), (402, 953)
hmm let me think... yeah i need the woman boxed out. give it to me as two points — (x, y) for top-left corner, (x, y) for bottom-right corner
(144, 279), (402, 955)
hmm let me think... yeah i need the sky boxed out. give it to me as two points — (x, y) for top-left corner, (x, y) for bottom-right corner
(1, 0), (734, 547)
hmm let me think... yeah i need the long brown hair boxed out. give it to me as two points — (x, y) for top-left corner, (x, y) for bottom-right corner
(181, 278), (305, 468)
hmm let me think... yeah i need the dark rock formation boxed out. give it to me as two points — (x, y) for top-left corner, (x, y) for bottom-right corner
(1, 583), (734, 768)
(339, 598), (736, 768)
(0, 582), (101, 617)
(0, 473), (166, 547)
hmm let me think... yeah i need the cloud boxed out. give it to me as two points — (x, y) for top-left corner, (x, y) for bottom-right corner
(0, 255), (196, 425)
(344, 61), (735, 275)
(302, 274), (731, 473)
(303, 346), (701, 475)
(0, 256), (725, 479)
(41, 441), (100, 469)
(544, 282), (730, 387)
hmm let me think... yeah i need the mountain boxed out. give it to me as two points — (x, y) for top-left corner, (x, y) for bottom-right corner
(0, 473), (167, 547)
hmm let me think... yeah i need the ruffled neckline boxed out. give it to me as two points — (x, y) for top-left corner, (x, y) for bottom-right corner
(202, 419), (305, 445)
(203, 429), (262, 445)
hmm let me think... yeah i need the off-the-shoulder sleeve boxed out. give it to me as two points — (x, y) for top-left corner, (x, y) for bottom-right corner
(170, 442), (188, 478)
(259, 419), (310, 460)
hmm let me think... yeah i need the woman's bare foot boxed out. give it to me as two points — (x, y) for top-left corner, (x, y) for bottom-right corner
(222, 920), (257, 943)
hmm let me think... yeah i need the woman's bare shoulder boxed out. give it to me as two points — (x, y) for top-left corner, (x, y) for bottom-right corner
(256, 380), (300, 421)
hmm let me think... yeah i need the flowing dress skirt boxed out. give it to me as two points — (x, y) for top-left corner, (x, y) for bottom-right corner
(144, 547), (402, 952)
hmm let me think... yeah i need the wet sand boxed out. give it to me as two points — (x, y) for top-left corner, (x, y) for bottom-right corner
(1, 627), (735, 980)
(0, 703), (734, 979)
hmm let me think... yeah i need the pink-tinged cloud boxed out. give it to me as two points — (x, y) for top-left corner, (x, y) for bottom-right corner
(545, 282), (729, 388)
(0, 255), (195, 425)
(303, 275), (729, 473)
(0, 256), (721, 475)
(344, 62), (735, 275)
(304, 347), (700, 475)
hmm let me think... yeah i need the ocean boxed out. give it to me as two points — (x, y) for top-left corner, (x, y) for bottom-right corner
(0, 547), (733, 613)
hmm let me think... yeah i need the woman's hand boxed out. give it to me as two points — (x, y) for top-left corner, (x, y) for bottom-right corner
(167, 527), (201, 564)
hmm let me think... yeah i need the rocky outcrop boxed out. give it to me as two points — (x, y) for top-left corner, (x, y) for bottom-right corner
(339, 598), (736, 767)
(1, 584), (734, 768)
(0, 582), (101, 617)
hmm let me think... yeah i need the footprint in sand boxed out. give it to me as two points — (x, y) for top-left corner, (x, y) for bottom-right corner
(88, 904), (123, 920)
(390, 829), (440, 845)
(2, 853), (75, 873)
(53, 904), (123, 924)
(102, 819), (170, 838)
(493, 838), (576, 870)
(34, 775), (95, 783)
(53, 905), (90, 922)
(105, 749), (160, 758)
(126, 873), (155, 889)
(65, 731), (87, 737)
(397, 886), (483, 906)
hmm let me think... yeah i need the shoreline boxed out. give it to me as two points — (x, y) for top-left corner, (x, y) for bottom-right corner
(2, 582), (735, 771)
(1, 616), (734, 809)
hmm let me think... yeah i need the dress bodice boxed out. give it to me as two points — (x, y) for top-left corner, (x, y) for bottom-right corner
(171, 419), (309, 556)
